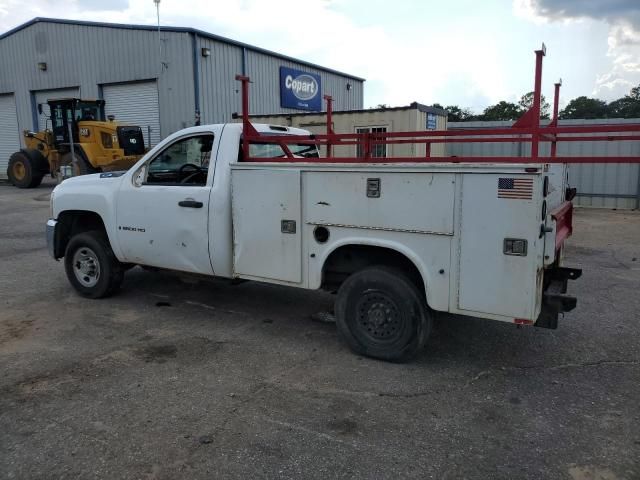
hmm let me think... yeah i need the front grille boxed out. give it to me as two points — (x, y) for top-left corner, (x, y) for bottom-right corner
(116, 126), (145, 155)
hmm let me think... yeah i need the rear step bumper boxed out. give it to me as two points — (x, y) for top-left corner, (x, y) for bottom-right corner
(535, 267), (582, 329)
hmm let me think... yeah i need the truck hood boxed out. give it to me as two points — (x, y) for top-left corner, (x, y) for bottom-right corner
(53, 171), (126, 195)
(62, 171), (125, 184)
(52, 172), (128, 220)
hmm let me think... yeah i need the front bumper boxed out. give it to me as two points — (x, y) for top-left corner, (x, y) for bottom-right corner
(46, 219), (58, 259)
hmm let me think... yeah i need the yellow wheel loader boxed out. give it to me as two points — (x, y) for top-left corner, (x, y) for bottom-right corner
(7, 98), (146, 188)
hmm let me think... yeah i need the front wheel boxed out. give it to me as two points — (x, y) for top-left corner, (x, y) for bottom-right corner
(64, 231), (124, 298)
(335, 266), (432, 362)
(7, 151), (43, 188)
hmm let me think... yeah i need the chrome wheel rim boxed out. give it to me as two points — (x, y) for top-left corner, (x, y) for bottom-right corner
(72, 247), (101, 288)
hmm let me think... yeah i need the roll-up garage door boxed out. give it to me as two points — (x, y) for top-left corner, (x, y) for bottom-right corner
(102, 81), (160, 148)
(34, 87), (80, 132)
(0, 94), (20, 179)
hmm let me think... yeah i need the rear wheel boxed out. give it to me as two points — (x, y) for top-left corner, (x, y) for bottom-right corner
(64, 231), (124, 298)
(335, 266), (432, 362)
(7, 151), (43, 188)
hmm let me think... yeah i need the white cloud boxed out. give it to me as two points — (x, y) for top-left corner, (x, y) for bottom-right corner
(515, 0), (640, 99)
(0, 0), (521, 110)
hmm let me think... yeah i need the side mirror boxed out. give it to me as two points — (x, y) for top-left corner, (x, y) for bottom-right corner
(133, 165), (146, 187)
(37, 103), (43, 115)
(108, 115), (115, 122)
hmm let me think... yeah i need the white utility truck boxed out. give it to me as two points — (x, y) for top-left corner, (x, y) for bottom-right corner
(46, 122), (580, 362)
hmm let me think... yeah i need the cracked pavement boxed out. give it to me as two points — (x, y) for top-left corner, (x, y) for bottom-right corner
(1, 179), (639, 479)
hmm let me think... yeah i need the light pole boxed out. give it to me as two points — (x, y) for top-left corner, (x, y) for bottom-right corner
(153, 0), (162, 73)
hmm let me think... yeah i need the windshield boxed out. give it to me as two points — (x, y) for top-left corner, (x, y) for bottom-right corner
(75, 102), (104, 122)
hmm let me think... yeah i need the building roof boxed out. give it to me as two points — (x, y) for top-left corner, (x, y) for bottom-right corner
(0, 17), (365, 82)
(241, 102), (447, 118)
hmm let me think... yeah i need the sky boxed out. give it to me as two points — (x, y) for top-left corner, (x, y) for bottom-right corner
(0, 0), (639, 113)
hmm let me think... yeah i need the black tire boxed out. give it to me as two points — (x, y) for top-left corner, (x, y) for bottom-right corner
(7, 150), (48, 188)
(61, 149), (98, 177)
(64, 231), (124, 299)
(335, 266), (432, 362)
(29, 173), (44, 188)
(7, 151), (40, 188)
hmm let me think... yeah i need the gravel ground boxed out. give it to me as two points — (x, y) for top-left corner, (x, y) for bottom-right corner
(1, 178), (639, 479)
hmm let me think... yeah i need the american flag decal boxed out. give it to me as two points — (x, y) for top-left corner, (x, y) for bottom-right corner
(497, 178), (534, 199)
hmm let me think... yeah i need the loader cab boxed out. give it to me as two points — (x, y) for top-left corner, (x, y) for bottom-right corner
(44, 98), (106, 149)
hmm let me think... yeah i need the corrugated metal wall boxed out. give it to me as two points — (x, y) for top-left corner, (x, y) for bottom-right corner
(197, 37), (243, 125)
(0, 22), (195, 143)
(0, 19), (364, 150)
(197, 41), (363, 124)
(245, 50), (363, 116)
(448, 119), (640, 209)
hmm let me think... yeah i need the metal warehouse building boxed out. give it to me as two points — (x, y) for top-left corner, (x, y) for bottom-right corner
(0, 17), (364, 178)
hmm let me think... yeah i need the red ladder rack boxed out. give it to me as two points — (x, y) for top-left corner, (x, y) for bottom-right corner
(235, 44), (640, 165)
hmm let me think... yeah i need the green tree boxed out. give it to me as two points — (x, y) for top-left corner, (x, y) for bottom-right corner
(607, 97), (638, 118)
(607, 84), (640, 118)
(559, 96), (608, 119)
(480, 101), (522, 121)
(444, 105), (475, 122)
(518, 91), (550, 119)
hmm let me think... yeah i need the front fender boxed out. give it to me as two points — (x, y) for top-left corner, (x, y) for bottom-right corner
(52, 175), (124, 260)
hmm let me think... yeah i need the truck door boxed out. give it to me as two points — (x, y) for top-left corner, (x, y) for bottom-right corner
(116, 132), (216, 275)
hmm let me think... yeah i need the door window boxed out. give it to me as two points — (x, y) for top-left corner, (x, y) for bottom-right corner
(141, 134), (214, 186)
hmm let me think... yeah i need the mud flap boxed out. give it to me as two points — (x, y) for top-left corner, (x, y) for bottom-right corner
(535, 267), (582, 329)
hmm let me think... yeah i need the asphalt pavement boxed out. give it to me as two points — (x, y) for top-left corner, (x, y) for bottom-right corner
(1, 178), (639, 479)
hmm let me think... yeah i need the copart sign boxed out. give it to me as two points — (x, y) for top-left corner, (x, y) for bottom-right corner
(280, 66), (322, 111)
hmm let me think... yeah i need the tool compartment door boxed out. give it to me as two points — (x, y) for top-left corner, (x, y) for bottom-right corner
(457, 174), (540, 319)
(304, 172), (455, 234)
(231, 169), (302, 283)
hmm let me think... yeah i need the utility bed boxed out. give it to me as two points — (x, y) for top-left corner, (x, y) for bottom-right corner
(231, 162), (562, 323)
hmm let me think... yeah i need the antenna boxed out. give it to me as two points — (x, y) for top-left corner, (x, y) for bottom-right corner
(153, 0), (162, 72)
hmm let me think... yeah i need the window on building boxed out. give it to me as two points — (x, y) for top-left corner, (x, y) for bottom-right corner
(355, 126), (387, 158)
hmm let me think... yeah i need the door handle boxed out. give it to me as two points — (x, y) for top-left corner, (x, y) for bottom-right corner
(178, 200), (203, 208)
